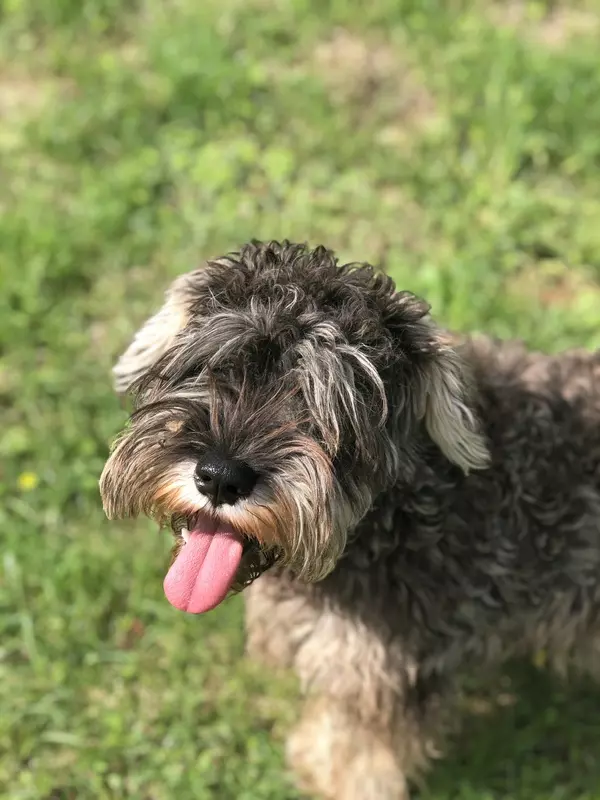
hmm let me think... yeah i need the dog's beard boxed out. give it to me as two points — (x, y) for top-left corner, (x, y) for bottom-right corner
(160, 460), (287, 604)
(157, 456), (356, 578)
(101, 441), (368, 613)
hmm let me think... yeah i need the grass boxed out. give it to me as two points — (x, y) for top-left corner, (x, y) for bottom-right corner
(2, 0), (600, 796)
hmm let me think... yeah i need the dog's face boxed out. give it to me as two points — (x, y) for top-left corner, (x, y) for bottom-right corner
(100, 241), (488, 613)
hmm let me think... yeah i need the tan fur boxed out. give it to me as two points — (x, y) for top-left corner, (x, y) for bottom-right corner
(287, 698), (410, 800)
(246, 579), (447, 799)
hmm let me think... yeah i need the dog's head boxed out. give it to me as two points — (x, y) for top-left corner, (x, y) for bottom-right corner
(100, 241), (489, 612)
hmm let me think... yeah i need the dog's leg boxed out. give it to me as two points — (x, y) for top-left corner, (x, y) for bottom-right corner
(245, 580), (447, 799)
(287, 696), (414, 800)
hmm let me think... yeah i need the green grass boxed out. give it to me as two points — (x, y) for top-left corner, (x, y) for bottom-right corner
(2, 0), (600, 796)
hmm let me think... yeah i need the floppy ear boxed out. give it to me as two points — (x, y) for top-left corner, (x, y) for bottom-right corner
(421, 338), (490, 474)
(380, 288), (489, 475)
(112, 271), (196, 395)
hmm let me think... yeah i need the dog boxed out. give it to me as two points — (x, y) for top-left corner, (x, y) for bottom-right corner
(100, 240), (600, 799)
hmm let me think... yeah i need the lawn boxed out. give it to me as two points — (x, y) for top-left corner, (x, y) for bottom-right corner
(2, 0), (600, 797)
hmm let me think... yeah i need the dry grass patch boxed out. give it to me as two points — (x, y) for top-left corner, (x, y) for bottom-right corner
(508, 259), (600, 310)
(0, 72), (71, 123)
(312, 28), (438, 143)
(489, 1), (600, 48)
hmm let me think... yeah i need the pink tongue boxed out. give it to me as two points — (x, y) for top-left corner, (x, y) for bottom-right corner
(163, 527), (243, 614)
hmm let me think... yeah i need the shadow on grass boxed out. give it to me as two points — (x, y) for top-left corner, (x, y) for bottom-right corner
(424, 662), (600, 799)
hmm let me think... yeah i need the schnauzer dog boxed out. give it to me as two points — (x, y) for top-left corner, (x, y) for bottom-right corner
(100, 240), (600, 799)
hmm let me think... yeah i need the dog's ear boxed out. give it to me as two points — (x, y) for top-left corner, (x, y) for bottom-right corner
(421, 339), (490, 473)
(384, 291), (490, 473)
(112, 271), (197, 395)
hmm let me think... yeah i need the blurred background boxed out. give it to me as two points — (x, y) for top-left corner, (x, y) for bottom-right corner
(2, 0), (600, 797)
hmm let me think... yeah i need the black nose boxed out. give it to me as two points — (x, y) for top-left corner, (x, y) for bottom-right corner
(194, 451), (258, 506)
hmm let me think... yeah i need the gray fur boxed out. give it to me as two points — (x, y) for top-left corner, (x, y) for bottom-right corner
(100, 241), (600, 799)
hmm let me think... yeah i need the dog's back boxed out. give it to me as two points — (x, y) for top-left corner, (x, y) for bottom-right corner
(276, 336), (600, 673)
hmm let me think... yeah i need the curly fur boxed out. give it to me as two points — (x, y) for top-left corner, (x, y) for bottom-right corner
(100, 240), (600, 799)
